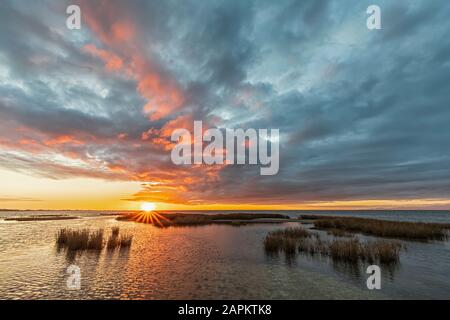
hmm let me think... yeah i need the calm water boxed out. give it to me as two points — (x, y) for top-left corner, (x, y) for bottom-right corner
(0, 210), (450, 299)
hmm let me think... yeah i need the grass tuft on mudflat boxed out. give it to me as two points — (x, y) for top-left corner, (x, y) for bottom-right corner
(57, 227), (132, 251)
(264, 226), (404, 264)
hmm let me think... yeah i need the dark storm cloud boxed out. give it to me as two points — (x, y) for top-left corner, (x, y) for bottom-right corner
(1, 0), (450, 205)
(381, 2), (441, 41)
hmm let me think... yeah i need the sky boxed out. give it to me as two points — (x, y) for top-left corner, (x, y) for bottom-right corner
(1, 0), (450, 211)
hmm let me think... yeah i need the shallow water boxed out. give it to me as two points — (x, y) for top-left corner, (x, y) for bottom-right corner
(0, 211), (449, 299)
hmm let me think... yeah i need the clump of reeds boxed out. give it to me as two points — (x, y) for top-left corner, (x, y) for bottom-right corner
(263, 226), (405, 265)
(298, 237), (403, 264)
(56, 227), (132, 251)
(362, 240), (404, 264)
(107, 234), (120, 249)
(328, 238), (403, 264)
(106, 227), (133, 249)
(112, 226), (120, 237)
(269, 227), (312, 239)
(263, 235), (284, 253)
(314, 217), (449, 241)
(171, 216), (209, 226)
(283, 238), (297, 255)
(119, 233), (133, 247)
(264, 227), (312, 254)
(56, 228), (90, 250)
(297, 238), (328, 256)
(326, 228), (354, 237)
(56, 228), (69, 244)
(87, 229), (104, 250)
(329, 239), (363, 263)
(208, 213), (290, 220)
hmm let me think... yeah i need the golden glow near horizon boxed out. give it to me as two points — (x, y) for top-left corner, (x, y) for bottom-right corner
(2, 168), (450, 211)
(0, 168), (141, 210)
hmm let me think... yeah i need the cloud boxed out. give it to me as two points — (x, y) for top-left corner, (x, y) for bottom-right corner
(84, 44), (124, 72)
(79, 0), (186, 120)
(1, 0), (450, 207)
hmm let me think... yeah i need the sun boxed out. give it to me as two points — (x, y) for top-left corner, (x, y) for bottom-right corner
(140, 202), (156, 212)
(133, 204), (170, 226)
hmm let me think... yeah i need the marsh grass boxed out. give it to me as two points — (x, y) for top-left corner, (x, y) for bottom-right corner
(119, 234), (133, 247)
(171, 216), (209, 226)
(112, 227), (120, 237)
(326, 228), (355, 237)
(299, 215), (336, 220)
(263, 235), (284, 253)
(283, 238), (297, 255)
(314, 217), (449, 241)
(270, 227), (312, 239)
(117, 212), (290, 227)
(107, 227), (133, 249)
(329, 239), (403, 264)
(328, 239), (363, 263)
(107, 227), (121, 249)
(87, 229), (104, 250)
(107, 235), (120, 249)
(298, 237), (403, 264)
(56, 227), (132, 251)
(297, 238), (328, 256)
(208, 213), (290, 220)
(56, 228), (90, 250)
(364, 240), (404, 264)
(264, 226), (404, 264)
(116, 214), (133, 221)
(264, 227), (312, 254)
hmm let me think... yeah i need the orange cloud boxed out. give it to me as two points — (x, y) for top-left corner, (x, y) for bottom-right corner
(137, 73), (184, 120)
(124, 165), (224, 204)
(84, 44), (124, 72)
(80, 0), (136, 46)
(81, 1), (184, 120)
(117, 132), (128, 140)
(70, 1), (228, 206)
(141, 115), (195, 150)
(107, 164), (127, 173)
(44, 135), (84, 146)
(111, 21), (135, 42)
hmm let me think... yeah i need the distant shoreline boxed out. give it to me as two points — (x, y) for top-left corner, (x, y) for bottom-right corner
(2, 209), (450, 212)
